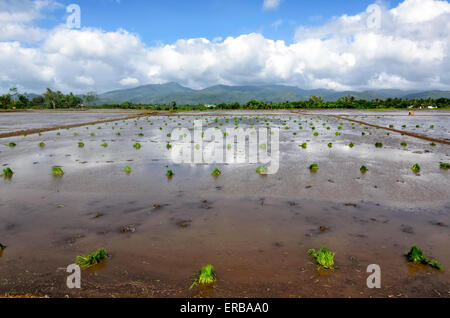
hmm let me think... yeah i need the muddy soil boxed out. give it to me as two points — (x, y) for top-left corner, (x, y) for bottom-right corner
(0, 111), (449, 298)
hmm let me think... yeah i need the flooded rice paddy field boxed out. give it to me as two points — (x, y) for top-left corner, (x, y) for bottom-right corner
(0, 111), (132, 133)
(0, 110), (449, 297)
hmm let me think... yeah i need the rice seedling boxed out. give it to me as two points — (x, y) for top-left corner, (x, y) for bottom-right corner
(1, 168), (14, 178)
(309, 163), (319, 172)
(335, 132), (340, 136)
(166, 143), (172, 150)
(401, 142), (408, 147)
(57, 132), (61, 136)
(411, 163), (421, 173)
(8, 142), (16, 147)
(405, 245), (442, 270)
(101, 142), (108, 147)
(76, 248), (108, 269)
(328, 143), (332, 148)
(360, 165), (368, 173)
(439, 162), (450, 169)
(375, 142), (383, 148)
(348, 143), (354, 148)
(91, 133), (95, 137)
(78, 142), (84, 148)
(39, 142), (45, 147)
(300, 143), (307, 149)
(416, 125), (420, 128)
(52, 166), (64, 177)
(189, 264), (216, 289)
(430, 142), (436, 147)
(308, 247), (335, 269)
(430, 125), (435, 129)
(124, 165), (132, 173)
(211, 168), (221, 176)
(166, 169), (174, 177)
(133, 143), (141, 149)
(256, 166), (268, 175)
(0, 243), (5, 250)
(313, 132), (319, 137)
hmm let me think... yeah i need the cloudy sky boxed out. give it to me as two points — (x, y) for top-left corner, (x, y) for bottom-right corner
(0, 0), (449, 94)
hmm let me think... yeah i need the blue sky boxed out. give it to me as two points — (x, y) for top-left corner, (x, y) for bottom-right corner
(41, 0), (403, 45)
(1, 0), (449, 93)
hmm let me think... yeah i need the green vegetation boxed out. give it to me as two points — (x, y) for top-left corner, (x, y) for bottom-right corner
(256, 166), (268, 175)
(309, 163), (319, 172)
(8, 142), (16, 147)
(401, 142), (408, 147)
(166, 169), (174, 177)
(78, 142), (84, 148)
(405, 245), (442, 270)
(133, 143), (141, 149)
(101, 142), (108, 147)
(211, 168), (221, 176)
(360, 165), (368, 173)
(76, 248), (108, 269)
(328, 143), (333, 148)
(411, 163), (421, 173)
(124, 165), (132, 173)
(52, 166), (64, 177)
(0, 243), (5, 250)
(166, 143), (172, 150)
(375, 142), (383, 148)
(430, 142), (436, 147)
(39, 142), (45, 147)
(2, 85), (450, 110)
(440, 162), (450, 169)
(348, 143), (354, 148)
(189, 264), (216, 289)
(300, 143), (307, 149)
(1, 168), (14, 178)
(308, 247), (335, 269)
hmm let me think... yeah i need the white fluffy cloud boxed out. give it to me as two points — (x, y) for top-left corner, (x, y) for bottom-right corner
(0, 0), (449, 94)
(263, 0), (282, 11)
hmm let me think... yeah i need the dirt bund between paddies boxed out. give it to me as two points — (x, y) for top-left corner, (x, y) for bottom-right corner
(329, 114), (450, 145)
(0, 111), (162, 139)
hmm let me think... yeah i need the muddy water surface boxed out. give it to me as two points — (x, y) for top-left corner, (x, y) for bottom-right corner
(0, 111), (449, 297)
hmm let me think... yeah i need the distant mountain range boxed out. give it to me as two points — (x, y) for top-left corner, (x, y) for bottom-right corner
(95, 82), (450, 105)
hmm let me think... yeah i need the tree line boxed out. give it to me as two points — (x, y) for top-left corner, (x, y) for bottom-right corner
(96, 96), (450, 110)
(1, 88), (449, 110)
(0, 88), (97, 110)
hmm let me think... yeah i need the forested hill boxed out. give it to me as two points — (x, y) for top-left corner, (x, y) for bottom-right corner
(96, 83), (450, 105)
